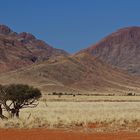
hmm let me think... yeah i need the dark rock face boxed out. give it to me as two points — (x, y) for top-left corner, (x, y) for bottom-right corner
(79, 27), (140, 75)
(0, 25), (12, 35)
(0, 24), (69, 73)
(18, 32), (36, 41)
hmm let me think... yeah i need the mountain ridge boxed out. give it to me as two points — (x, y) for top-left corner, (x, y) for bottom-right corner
(78, 26), (140, 75)
(0, 24), (69, 72)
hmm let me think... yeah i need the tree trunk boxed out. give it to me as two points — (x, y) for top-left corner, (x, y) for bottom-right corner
(0, 104), (2, 115)
(10, 109), (14, 118)
(15, 109), (19, 118)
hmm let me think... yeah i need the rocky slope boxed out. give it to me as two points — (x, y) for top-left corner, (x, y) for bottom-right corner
(0, 53), (139, 95)
(0, 25), (68, 72)
(78, 26), (140, 75)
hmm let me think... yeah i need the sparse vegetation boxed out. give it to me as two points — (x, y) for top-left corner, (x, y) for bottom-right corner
(127, 92), (135, 96)
(0, 91), (140, 132)
(42, 95), (140, 102)
(0, 101), (140, 132)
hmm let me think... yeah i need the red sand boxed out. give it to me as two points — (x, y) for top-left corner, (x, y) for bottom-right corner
(0, 129), (140, 140)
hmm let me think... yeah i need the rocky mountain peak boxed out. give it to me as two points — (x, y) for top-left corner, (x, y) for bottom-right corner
(78, 26), (140, 75)
(0, 24), (13, 35)
(18, 32), (36, 40)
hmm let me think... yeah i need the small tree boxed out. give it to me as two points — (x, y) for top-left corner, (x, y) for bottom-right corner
(0, 84), (42, 119)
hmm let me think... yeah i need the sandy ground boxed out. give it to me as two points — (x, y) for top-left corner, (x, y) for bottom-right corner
(0, 129), (140, 140)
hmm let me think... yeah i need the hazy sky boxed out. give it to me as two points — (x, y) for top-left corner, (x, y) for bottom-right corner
(0, 0), (140, 53)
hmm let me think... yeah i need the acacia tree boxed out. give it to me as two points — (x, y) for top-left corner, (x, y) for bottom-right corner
(0, 84), (42, 119)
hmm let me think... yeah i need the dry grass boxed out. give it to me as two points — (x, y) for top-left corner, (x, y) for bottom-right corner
(1, 99), (140, 132)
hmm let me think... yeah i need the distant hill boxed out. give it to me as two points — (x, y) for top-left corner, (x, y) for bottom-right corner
(0, 53), (140, 95)
(0, 24), (68, 73)
(78, 27), (140, 75)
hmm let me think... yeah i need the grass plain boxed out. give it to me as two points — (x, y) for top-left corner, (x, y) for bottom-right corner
(1, 95), (140, 132)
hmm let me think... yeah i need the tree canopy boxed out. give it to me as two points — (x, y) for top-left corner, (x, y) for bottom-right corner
(0, 84), (42, 119)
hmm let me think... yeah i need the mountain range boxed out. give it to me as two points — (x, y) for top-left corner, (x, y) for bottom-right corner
(0, 25), (140, 95)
